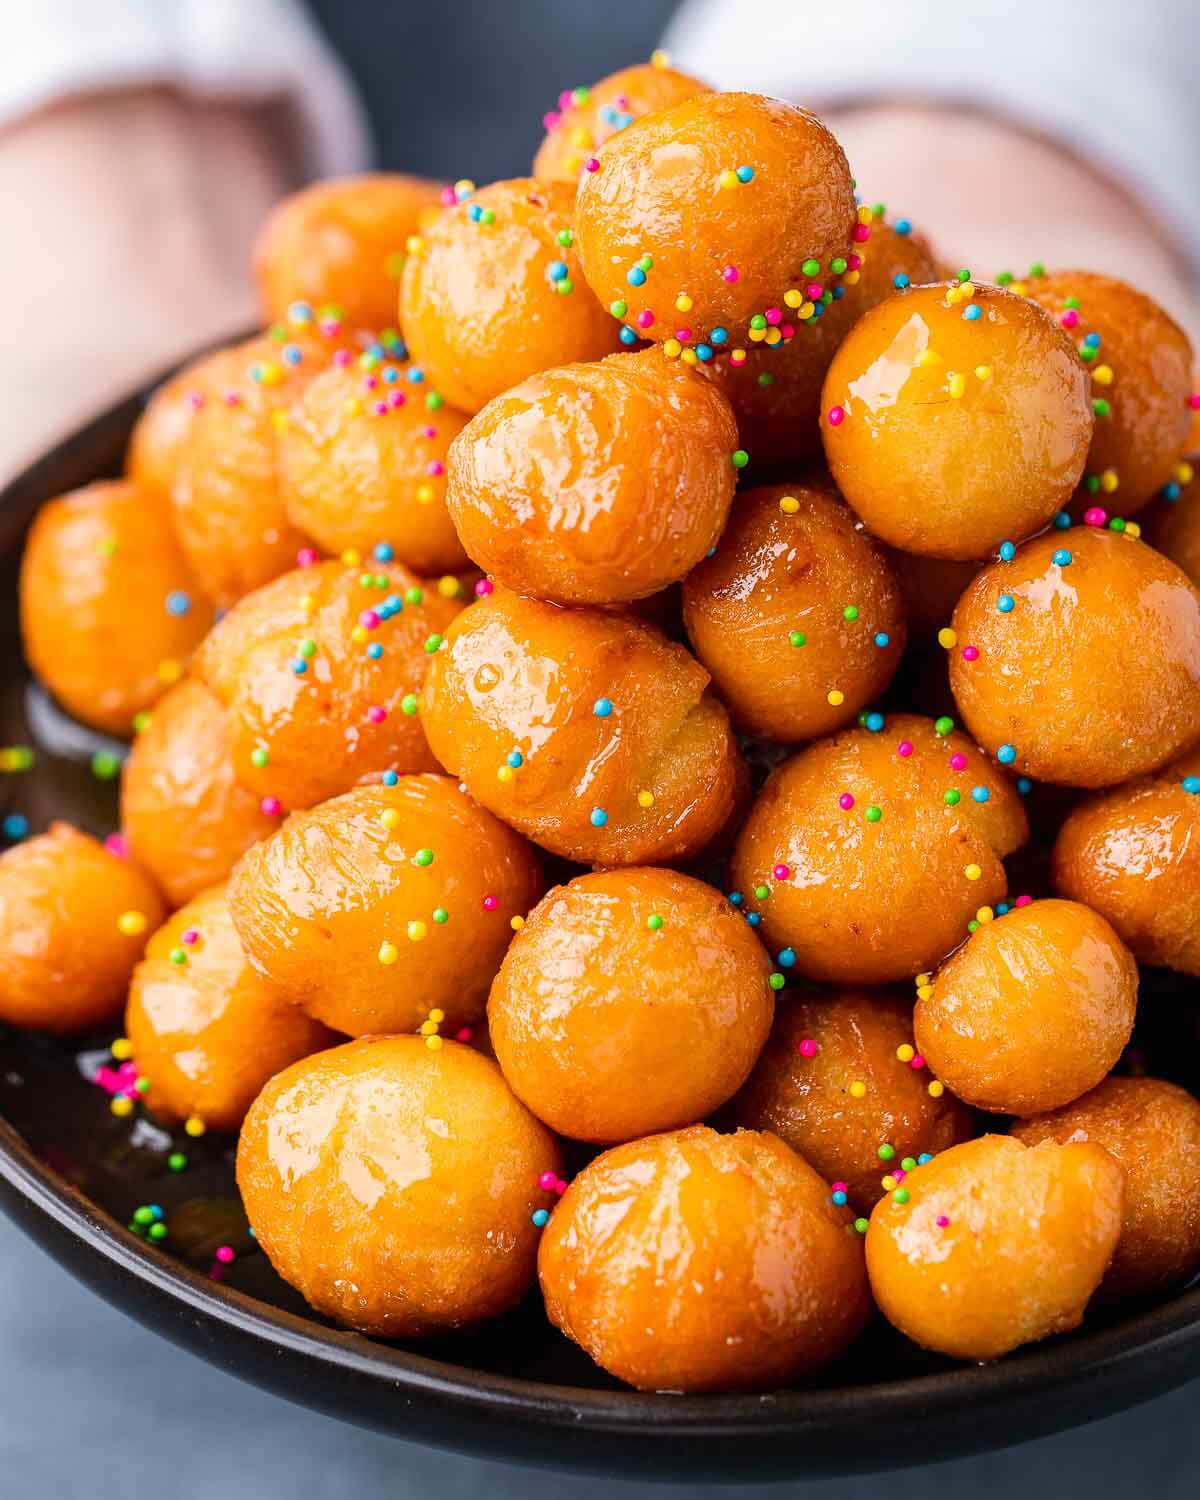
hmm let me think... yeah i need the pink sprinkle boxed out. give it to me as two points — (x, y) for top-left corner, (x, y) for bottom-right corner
(542, 111), (561, 131)
(584, 157), (600, 173)
(764, 307), (782, 325)
(482, 895), (499, 911)
(936, 1214), (950, 1228)
(892, 1168), (906, 1183)
(440, 185), (458, 206)
(455, 1026), (473, 1043)
(806, 283), (823, 301)
(360, 610), (380, 630)
(104, 833), (129, 859)
(558, 90), (573, 112)
(181, 928), (200, 946)
(539, 1171), (558, 1190)
(962, 645), (980, 662)
(373, 401), (389, 416)
(214, 1246), (235, 1264)
(296, 547), (319, 567)
(1060, 309), (1079, 329)
(421, 424), (435, 437)
(187, 390), (205, 411)
(366, 706), (387, 724)
(847, 254), (862, 271)
(798, 1039), (819, 1058)
(364, 375), (379, 391)
(1084, 507), (1107, 527)
(223, 390), (242, 407)
(333, 348), (352, 367)
(320, 318), (341, 337)
(722, 265), (739, 283)
(427, 460), (444, 477)
(852, 223), (871, 243)
(949, 753), (967, 772)
(474, 578), (494, 597)
(781, 324), (795, 340)
(831, 1180), (847, 1194)
(1189, 393), (1200, 410)
(826, 405), (845, 426)
(636, 310), (654, 329)
(909, 1054), (925, 1069)
(676, 327), (692, 342)
(1014, 893), (1033, 908)
(897, 740), (913, 758)
(389, 391), (407, 409)
(615, 94), (629, 110)
(260, 796), (282, 817)
(838, 793), (855, 810)
(554, 1178), (568, 1195)
(773, 863), (791, 880)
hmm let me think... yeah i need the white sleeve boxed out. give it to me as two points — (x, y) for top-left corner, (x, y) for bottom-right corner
(0, 0), (370, 177)
(664, 0), (1200, 268)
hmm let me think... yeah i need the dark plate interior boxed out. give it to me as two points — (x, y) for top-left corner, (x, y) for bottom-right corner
(0, 373), (1197, 1481)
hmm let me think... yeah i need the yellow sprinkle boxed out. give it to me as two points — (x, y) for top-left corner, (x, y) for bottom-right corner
(916, 348), (941, 368)
(271, 411), (289, 434)
(651, 47), (670, 68)
(783, 289), (802, 309)
(380, 808), (400, 829)
(779, 495), (800, 515)
(419, 1019), (438, 1036)
(510, 915), (525, 931)
(378, 941), (398, 965)
(437, 575), (460, 598)
(1092, 363), (1114, 386)
(964, 863), (982, 881)
(1125, 521), (1142, 539)
(720, 169), (738, 190)
(764, 327), (781, 346)
(827, 689), (845, 707)
(429, 1009), (445, 1024)
(1009, 280), (1028, 297)
(674, 294), (693, 313)
(351, 625), (368, 644)
(117, 910), (147, 937)
(849, 1081), (867, 1099)
(637, 789), (655, 808)
(917, 984), (934, 1001)
(341, 549), (361, 566)
(184, 1115), (206, 1138)
(344, 398), (362, 417)
(730, 348), (747, 363)
(405, 235), (423, 255)
(896, 1043), (915, 1062)
(915, 973), (932, 987)
(927, 1080), (945, 1098)
(156, 659), (182, 685)
(259, 362), (282, 386)
(681, 348), (699, 365)
(842, 270), (860, 286)
(300, 593), (315, 615)
(946, 287), (963, 305)
(748, 325), (766, 343)
(937, 627), (958, 649)
(959, 281), (975, 299)
(857, 205), (874, 225)
(563, 154), (581, 175)
(454, 179), (475, 196)
(407, 921), (428, 942)
(1100, 468), (1120, 493)
(974, 365), (992, 381)
(799, 301), (815, 320)
(425, 1034), (443, 1051)
(569, 126), (592, 149)
(416, 483), (435, 505)
(497, 764), (514, 783)
(111, 1037), (134, 1061)
(663, 338), (682, 359)
(1174, 461), (1195, 485)
(948, 372), (966, 399)
(976, 906), (995, 923)
(882, 1174), (897, 1192)
(110, 1096), (134, 1118)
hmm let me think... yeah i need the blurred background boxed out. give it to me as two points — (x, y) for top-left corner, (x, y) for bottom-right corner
(2, 1), (1198, 1495)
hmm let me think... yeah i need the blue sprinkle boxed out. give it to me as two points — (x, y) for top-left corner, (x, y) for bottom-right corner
(1053, 511), (1072, 529)
(735, 165), (754, 183)
(709, 327), (728, 345)
(916, 1152), (933, 1165)
(895, 219), (912, 235)
(810, 301), (825, 319)
(874, 632), (890, 648)
(998, 744), (1017, 765)
(2, 814), (28, 840)
(384, 594), (404, 613)
(832, 286), (845, 300)
(164, 590), (191, 617)
(626, 266), (646, 287)
(831, 1190), (848, 1206)
(589, 807), (608, 827)
(407, 367), (425, 383)
(292, 659), (307, 675)
(1052, 549), (1072, 567)
(971, 786), (990, 803)
(1017, 776), (1032, 796)
(373, 542), (394, 562)
(507, 750), (523, 769)
(367, 643), (383, 660)
(1163, 482), (1182, 503)
(531, 1209), (550, 1228)
(997, 593), (1015, 613)
(695, 344), (714, 362)
(727, 891), (743, 907)
(963, 304), (982, 321)
(281, 344), (303, 366)
(777, 947), (796, 968)
(1083, 332), (1101, 348)
(893, 274), (910, 290)
(547, 260), (568, 281)
(865, 712), (885, 733)
(999, 541), (1016, 561)
(995, 902), (1010, 916)
(746, 912), (761, 927)
(618, 326), (638, 346)
(382, 366), (399, 383)
(468, 203), (482, 222)
(1183, 776), (1200, 795)
(593, 697), (613, 718)
(382, 770), (399, 786)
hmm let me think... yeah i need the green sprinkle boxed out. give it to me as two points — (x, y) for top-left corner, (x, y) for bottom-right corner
(610, 299), (627, 318)
(843, 605), (859, 622)
(865, 805), (882, 823)
(91, 751), (121, 781)
(900, 1157), (917, 1172)
(878, 1143), (896, 1161)
(646, 913), (664, 931)
(147, 1222), (168, 1241)
(934, 716), (954, 736)
(169, 948), (187, 966)
(167, 1152), (187, 1173)
(731, 449), (749, 468)
(556, 228), (573, 247)
(414, 848), (434, 867)
(830, 256), (847, 275)
(753, 884), (770, 901)
(892, 1188), (910, 1205)
(424, 634), (443, 653)
(1092, 397), (1111, 418)
(404, 587), (424, 605)
(788, 631), (807, 648)
(432, 907), (449, 924)
(401, 694), (419, 716)
(996, 270), (1014, 285)
(854, 1218), (869, 1235)
(944, 789), (961, 806)
(298, 638), (317, 659)
(801, 259), (820, 278)
(768, 972), (785, 991)
(1028, 261), (1045, 278)
(251, 748), (269, 769)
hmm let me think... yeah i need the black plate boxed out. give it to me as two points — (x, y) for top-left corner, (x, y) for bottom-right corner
(0, 374), (1197, 1482)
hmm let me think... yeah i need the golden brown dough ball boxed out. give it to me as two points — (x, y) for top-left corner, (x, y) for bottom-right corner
(19, 480), (214, 736)
(1024, 270), (1194, 514)
(421, 587), (743, 865)
(0, 824), (164, 1034)
(887, 550), (981, 647)
(238, 1036), (561, 1337)
(1051, 752), (1200, 975)
(539, 1125), (869, 1391)
(576, 92), (855, 353)
(228, 776), (542, 1036)
(125, 885), (332, 1131)
(728, 989), (975, 1212)
(949, 528), (1200, 788)
(400, 178), (621, 415)
(489, 869), (774, 1142)
(705, 216), (938, 465)
(1012, 1077), (1200, 1299)
(121, 679), (276, 909)
(253, 173), (446, 332)
(193, 558), (461, 811)
(1143, 474), (1200, 587)
(914, 898), (1137, 1115)
(447, 350), (738, 604)
(729, 713), (1028, 986)
(821, 281), (1092, 559)
(682, 480), (907, 739)
(866, 1134), (1124, 1360)
(533, 60), (712, 183)
(278, 357), (470, 574)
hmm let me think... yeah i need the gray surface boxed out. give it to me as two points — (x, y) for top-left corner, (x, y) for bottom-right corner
(1, 1221), (1195, 1498)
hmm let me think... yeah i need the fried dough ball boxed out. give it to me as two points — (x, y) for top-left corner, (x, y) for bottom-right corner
(253, 173), (446, 331)
(538, 1125), (869, 1392)
(421, 587), (743, 865)
(728, 990), (975, 1212)
(193, 558), (461, 811)
(949, 528), (1200, 788)
(888, 551), (981, 647)
(399, 178), (621, 415)
(682, 480), (906, 739)
(125, 886), (332, 1131)
(865, 1134), (1124, 1360)
(1143, 476), (1200, 587)
(238, 1036), (561, 1337)
(489, 869), (774, 1142)
(277, 358), (470, 573)
(121, 680), (276, 908)
(704, 216), (938, 465)
(1011, 1077), (1200, 1299)
(533, 60), (711, 183)
(914, 899), (1137, 1116)
(1024, 271), (1194, 514)
(0, 824), (164, 1033)
(228, 776), (542, 1036)
(1051, 751), (1200, 975)
(19, 480), (214, 736)
(446, 350), (738, 604)
(730, 713), (1028, 986)
(821, 281), (1092, 559)
(575, 92), (855, 349)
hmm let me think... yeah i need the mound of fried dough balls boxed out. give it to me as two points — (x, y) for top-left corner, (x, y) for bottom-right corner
(949, 528), (1200, 787)
(400, 178), (621, 415)
(447, 350), (738, 603)
(194, 557), (461, 811)
(705, 214), (938, 465)
(421, 587), (744, 865)
(533, 58), (711, 182)
(576, 92), (855, 350)
(278, 357), (470, 573)
(0, 824), (164, 1033)
(229, 776), (542, 1036)
(1052, 750), (1200, 975)
(682, 479), (907, 740)
(19, 480), (214, 736)
(866, 1134), (1125, 1360)
(121, 680), (277, 908)
(914, 899), (1138, 1115)
(729, 713), (1028, 985)
(1024, 270), (1194, 513)
(1012, 1077), (1200, 1299)
(254, 173), (445, 332)
(125, 885), (332, 1131)
(821, 281), (1092, 559)
(728, 989), (975, 1212)
(238, 1036), (561, 1337)
(489, 869), (774, 1142)
(539, 1125), (869, 1391)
